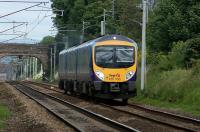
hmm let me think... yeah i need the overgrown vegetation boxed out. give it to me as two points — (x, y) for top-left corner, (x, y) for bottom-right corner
(133, 61), (200, 115)
(132, 0), (200, 116)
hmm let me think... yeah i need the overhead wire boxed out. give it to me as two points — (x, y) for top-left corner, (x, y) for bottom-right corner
(0, 2), (54, 43)
(0, 34), (24, 43)
(0, 23), (24, 33)
(0, 3), (42, 19)
(25, 11), (53, 37)
(0, 1), (48, 4)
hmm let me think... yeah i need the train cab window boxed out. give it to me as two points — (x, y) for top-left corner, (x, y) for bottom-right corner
(95, 46), (134, 68)
(116, 47), (134, 63)
(96, 47), (114, 63)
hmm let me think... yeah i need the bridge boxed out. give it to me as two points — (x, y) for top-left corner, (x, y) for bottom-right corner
(0, 43), (50, 75)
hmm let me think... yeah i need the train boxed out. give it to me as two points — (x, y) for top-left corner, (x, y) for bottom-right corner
(58, 35), (138, 104)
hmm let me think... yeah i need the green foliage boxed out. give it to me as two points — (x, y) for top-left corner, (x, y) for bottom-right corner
(169, 41), (187, 68)
(51, 0), (142, 48)
(192, 60), (200, 75)
(133, 0), (200, 116)
(115, 0), (142, 42)
(184, 36), (200, 67)
(147, 0), (200, 52)
(40, 36), (55, 45)
(147, 0), (200, 69)
(147, 37), (199, 71)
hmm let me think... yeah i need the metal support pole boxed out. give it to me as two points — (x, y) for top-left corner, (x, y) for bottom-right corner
(31, 57), (33, 78)
(21, 63), (23, 79)
(34, 58), (36, 76)
(24, 60), (26, 79)
(50, 48), (53, 81)
(112, 0), (115, 19)
(81, 21), (85, 43)
(64, 36), (69, 49)
(22, 61), (24, 79)
(29, 57), (32, 78)
(26, 59), (28, 78)
(103, 9), (106, 35)
(26, 59), (28, 79)
(40, 63), (43, 75)
(32, 57), (34, 78)
(53, 45), (56, 80)
(141, 0), (147, 91)
(35, 58), (38, 75)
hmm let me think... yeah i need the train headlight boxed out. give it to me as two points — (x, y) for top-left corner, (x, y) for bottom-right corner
(95, 71), (104, 81)
(126, 71), (134, 80)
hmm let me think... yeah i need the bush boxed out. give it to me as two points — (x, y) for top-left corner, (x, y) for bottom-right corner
(192, 59), (200, 75)
(147, 36), (200, 71)
(168, 41), (187, 69)
(184, 36), (200, 67)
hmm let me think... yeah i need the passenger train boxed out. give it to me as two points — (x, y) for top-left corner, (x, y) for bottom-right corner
(58, 35), (138, 104)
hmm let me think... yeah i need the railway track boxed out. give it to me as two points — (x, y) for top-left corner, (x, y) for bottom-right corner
(23, 81), (61, 93)
(100, 103), (200, 132)
(9, 81), (139, 132)
(127, 103), (200, 124)
(22, 81), (200, 131)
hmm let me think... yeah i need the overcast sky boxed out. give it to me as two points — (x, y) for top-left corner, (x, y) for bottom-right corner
(0, 0), (57, 43)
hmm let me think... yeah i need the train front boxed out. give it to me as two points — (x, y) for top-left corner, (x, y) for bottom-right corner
(92, 35), (138, 102)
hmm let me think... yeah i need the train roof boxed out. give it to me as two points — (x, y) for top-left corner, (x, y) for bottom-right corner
(59, 49), (68, 55)
(59, 35), (136, 55)
(95, 34), (135, 43)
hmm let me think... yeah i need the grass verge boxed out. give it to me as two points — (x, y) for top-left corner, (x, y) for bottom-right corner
(0, 104), (11, 129)
(131, 66), (200, 116)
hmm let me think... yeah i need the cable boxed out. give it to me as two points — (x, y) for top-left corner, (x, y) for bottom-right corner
(0, 23), (24, 33)
(0, 34), (24, 43)
(0, 3), (42, 19)
(0, 33), (24, 35)
(0, 13), (51, 43)
(25, 13), (51, 37)
(0, 2), (55, 43)
(28, 10), (42, 25)
(0, 1), (49, 4)
(0, 21), (28, 24)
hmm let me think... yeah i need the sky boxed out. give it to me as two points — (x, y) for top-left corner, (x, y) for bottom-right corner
(0, 0), (57, 43)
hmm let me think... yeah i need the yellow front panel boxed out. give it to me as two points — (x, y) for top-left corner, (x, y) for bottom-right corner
(93, 40), (137, 82)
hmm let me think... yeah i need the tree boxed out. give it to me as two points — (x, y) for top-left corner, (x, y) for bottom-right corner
(40, 36), (55, 45)
(116, 0), (142, 42)
(147, 0), (200, 53)
(51, 0), (142, 48)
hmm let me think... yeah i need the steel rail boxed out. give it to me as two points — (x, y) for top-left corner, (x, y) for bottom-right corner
(10, 82), (82, 132)
(12, 82), (140, 132)
(24, 81), (200, 131)
(27, 81), (200, 122)
(128, 103), (200, 124)
(100, 103), (198, 132)
(23, 81), (62, 93)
